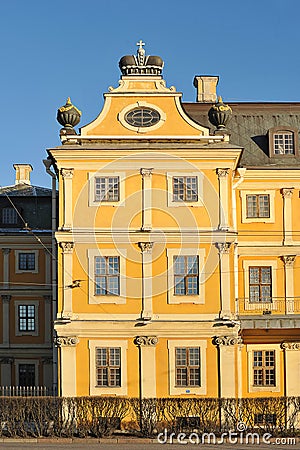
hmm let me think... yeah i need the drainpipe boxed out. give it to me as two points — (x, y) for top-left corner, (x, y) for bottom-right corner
(43, 159), (58, 396)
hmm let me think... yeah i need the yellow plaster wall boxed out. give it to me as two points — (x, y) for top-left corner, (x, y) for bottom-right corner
(85, 96), (206, 137)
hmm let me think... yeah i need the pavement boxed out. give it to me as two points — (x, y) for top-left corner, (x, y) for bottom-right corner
(0, 437), (299, 449)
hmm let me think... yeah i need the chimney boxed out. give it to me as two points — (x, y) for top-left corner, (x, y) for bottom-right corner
(193, 76), (219, 103)
(13, 164), (33, 185)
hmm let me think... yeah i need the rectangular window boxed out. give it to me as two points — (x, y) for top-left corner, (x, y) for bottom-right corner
(95, 177), (119, 202)
(274, 132), (294, 155)
(94, 256), (120, 296)
(173, 176), (198, 202)
(174, 255), (199, 295)
(96, 347), (121, 387)
(253, 350), (275, 386)
(18, 253), (35, 271)
(18, 305), (35, 332)
(18, 364), (35, 387)
(249, 266), (272, 303)
(175, 347), (200, 387)
(2, 207), (17, 224)
(246, 194), (270, 218)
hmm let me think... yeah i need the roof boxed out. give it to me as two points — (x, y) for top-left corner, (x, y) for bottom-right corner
(183, 102), (300, 168)
(0, 184), (52, 197)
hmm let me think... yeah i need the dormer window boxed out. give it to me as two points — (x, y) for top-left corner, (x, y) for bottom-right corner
(269, 127), (298, 156)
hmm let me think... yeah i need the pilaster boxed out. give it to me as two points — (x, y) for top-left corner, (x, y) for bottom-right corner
(138, 242), (153, 319)
(59, 242), (74, 316)
(44, 295), (52, 344)
(61, 168), (74, 230)
(2, 248), (10, 289)
(140, 168), (153, 231)
(55, 336), (79, 396)
(282, 188), (294, 245)
(281, 342), (300, 396)
(2, 295), (10, 345)
(216, 242), (232, 318)
(0, 357), (14, 385)
(217, 168), (230, 230)
(213, 336), (242, 398)
(134, 336), (158, 398)
(282, 255), (296, 314)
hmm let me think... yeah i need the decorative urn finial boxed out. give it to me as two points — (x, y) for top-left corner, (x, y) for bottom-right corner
(208, 96), (232, 132)
(57, 97), (82, 130)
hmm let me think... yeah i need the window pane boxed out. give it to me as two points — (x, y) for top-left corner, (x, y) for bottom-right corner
(258, 195), (270, 217)
(95, 177), (119, 202)
(189, 368), (200, 386)
(107, 256), (119, 274)
(174, 256), (185, 274)
(176, 348), (187, 365)
(96, 348), (107, 366)
(19, 253), (35, 270)
(188, 348), (200, 365)
(246, 195), (257, 217)
(249, 267), (259, 284)
(187, 256), (198, 274)
(109, 348), (120, 366)
(253, 351), (262, 366)
(176, 368), (187, 386)
(107, 276), (119, 295)
(174, 276), (185, 295)
(173, 176), (198, 202)
(95, 276), (106, 295)
(175, 347), (200, 387)
(249, 285), (260, 302)
(96, 347), (121, 387)
(186, 276), (198, 295)
(261, 286), (271, 302)
(94, 256), (120, 296)
(261, 267), (271, 283)
(274, 132), (294, 155)
(2, 207), (17, 224)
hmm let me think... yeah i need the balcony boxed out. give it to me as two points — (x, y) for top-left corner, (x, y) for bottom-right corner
(237, 298), (300, 316)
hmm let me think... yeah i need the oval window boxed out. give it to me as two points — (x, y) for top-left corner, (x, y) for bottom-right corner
(125, 107), (160, 127)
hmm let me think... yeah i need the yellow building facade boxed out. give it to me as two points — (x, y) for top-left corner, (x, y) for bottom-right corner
(48, 43), (300, 399)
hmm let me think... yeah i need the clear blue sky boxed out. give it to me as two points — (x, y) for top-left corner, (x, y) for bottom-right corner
(0, 0), (299, 187)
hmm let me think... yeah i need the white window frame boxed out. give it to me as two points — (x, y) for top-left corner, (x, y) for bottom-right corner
(166, 248), (205, 304)
(168, 340), (207, 395)
(246, 344), (281, 393)
(88, 172), (125, 207)
(15, 300), (39, 336)
(118, 101), (166, 133)
(89, 339), (128, 395)
(242, 260), (278, 312)
(88, 249), (127, 304)
(273, 131), (295, 155)
(240, 190), (275, 223)
(167, 172), (203, 207)
(15, 359), (39, 386)
(15, 250), (39, 274)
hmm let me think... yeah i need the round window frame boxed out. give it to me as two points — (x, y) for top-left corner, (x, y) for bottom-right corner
(118, 102), (166, 133)
(125, 107), (161, 128)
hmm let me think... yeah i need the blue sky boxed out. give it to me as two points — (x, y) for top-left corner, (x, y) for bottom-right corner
(0, 0), (299, 187)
